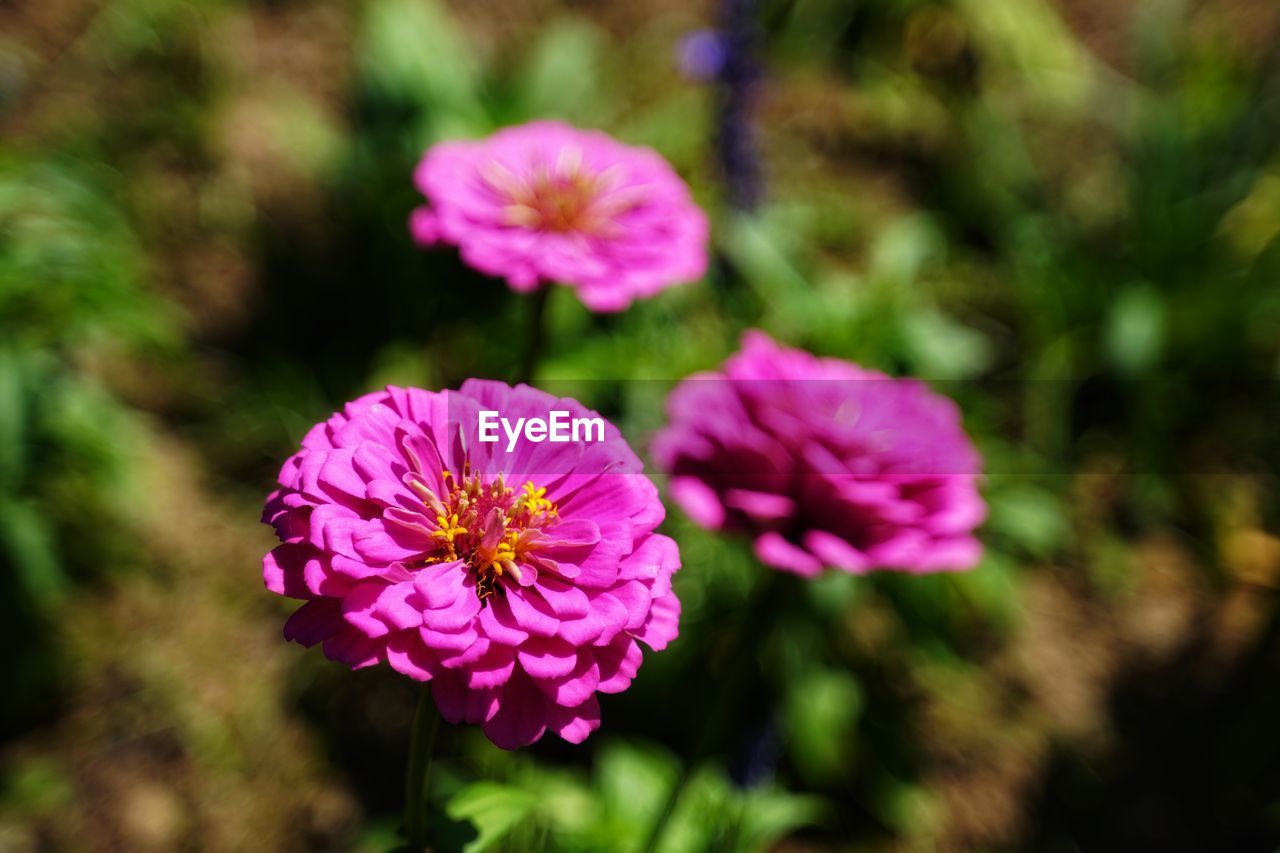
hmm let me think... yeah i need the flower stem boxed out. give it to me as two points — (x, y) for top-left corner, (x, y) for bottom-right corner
(641, 571), (787, 852)
(518, 285), (551, 385)
(405, 684), (440, 852)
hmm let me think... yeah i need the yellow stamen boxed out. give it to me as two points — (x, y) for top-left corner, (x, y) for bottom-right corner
(431, 512), (468, 544)
(515, 480), (556, 516)
(413, 469), (558, 601)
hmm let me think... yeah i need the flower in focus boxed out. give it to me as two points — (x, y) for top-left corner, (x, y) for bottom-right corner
(652, 331), (985, 576)
(409, 121), (708, 312)
(262, 382), (680, 749)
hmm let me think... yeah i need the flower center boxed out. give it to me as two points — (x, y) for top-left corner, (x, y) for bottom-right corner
(507, 168), (602, 233)
(482, 150), (639, 237)
(410, 469), (557, 600)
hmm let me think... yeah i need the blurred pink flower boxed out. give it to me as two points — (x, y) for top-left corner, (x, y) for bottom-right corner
(409, 121), (708, 312)
(262, 382), (680, 749)
(652, 331), (985, 577)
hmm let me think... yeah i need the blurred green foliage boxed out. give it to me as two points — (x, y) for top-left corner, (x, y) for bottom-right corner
(0, 158), (172, 728)
(416, 740), (822, 853)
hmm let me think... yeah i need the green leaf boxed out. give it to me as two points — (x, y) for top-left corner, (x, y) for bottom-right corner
(658, 769), (825, 853)
(1, 758), (75, 815)
(358, 0), (488, 139)
(869, 215), (943, 286)
(736, 787), (827, 852)
(444, 782), (538, 852)
(513, 18), (607, 123)
(0, 347), (26, 487)
(869, 774), (939, 836)
(0, 498), (66, 606)
(953, 0), (1100, 111)
(951, 550), (1021, 629)
(0, 159), (171, 350)
(721, 216), (811, 300)
(901, 308), (994, 379)
(596, 741), (679, 830)
(784, 667), (863, 783)
(1105, 284), (1165, 375)
(986, 484), (1068, 557)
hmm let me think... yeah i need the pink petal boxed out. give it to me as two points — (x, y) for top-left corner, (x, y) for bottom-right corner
(422, 586), (481, 632)
(723, 488), (795, 524)
(432, 672), (499, 724)
(482, 674), (549, 749)
(331, 403), (401, 449)
(303, 553), (352, 597)
(354, 518), (431, 564)
(327, 553), (392, 583)
(754, 531), (824, 577)
(316, 448), (368, 502)
(608, 580), (651, 631)
(547, 695), (600, 744)
(283, 599), (344, 646)
(535, 654), (600, 707)
(323, 627), (385, 669)
(534, 577), (591, 620)
(376, 581), (426, 630)
(541, 527), (628, 590)
(632, 590), (680, 652)
(915, 536), (982, 571)
(478, 600), (530, 645)
(517, 637), (578, 680)
(386, 631), (441, 681)
(499, 588), (559, 637)
(412, 560), (468, 609)
(802, 530), (870, 574)
(596, 637), (643, 693)
(263, 544), (314, 599)
(557, 593), (629, 647)
(669, 476), (726, 528)
(538, 518), (600, 547)
(341, 582), (393, 638)
(437, 636), (491, 669)
(466, 643), (517, 689)
(420, 623), (480, 651)
(352, 440), (401, 485)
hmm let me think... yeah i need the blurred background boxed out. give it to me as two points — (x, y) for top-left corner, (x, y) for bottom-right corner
(3, 0), (1280, 849)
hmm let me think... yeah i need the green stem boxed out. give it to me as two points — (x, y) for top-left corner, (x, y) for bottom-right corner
(641, 572), (787, 853)
(405, 685), (441, 852)
(518, 285), (551, 385)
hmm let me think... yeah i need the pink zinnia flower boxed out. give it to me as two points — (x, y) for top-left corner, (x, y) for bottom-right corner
(652, 331), (985, 577)
(409, 121), (709, 312)
(262, 382), (681, 749)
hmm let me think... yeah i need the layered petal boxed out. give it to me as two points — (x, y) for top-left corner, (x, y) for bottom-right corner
(409, 121), (708, 312)
(654, 331), (985, 577)
(263, 381), (681, 749)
